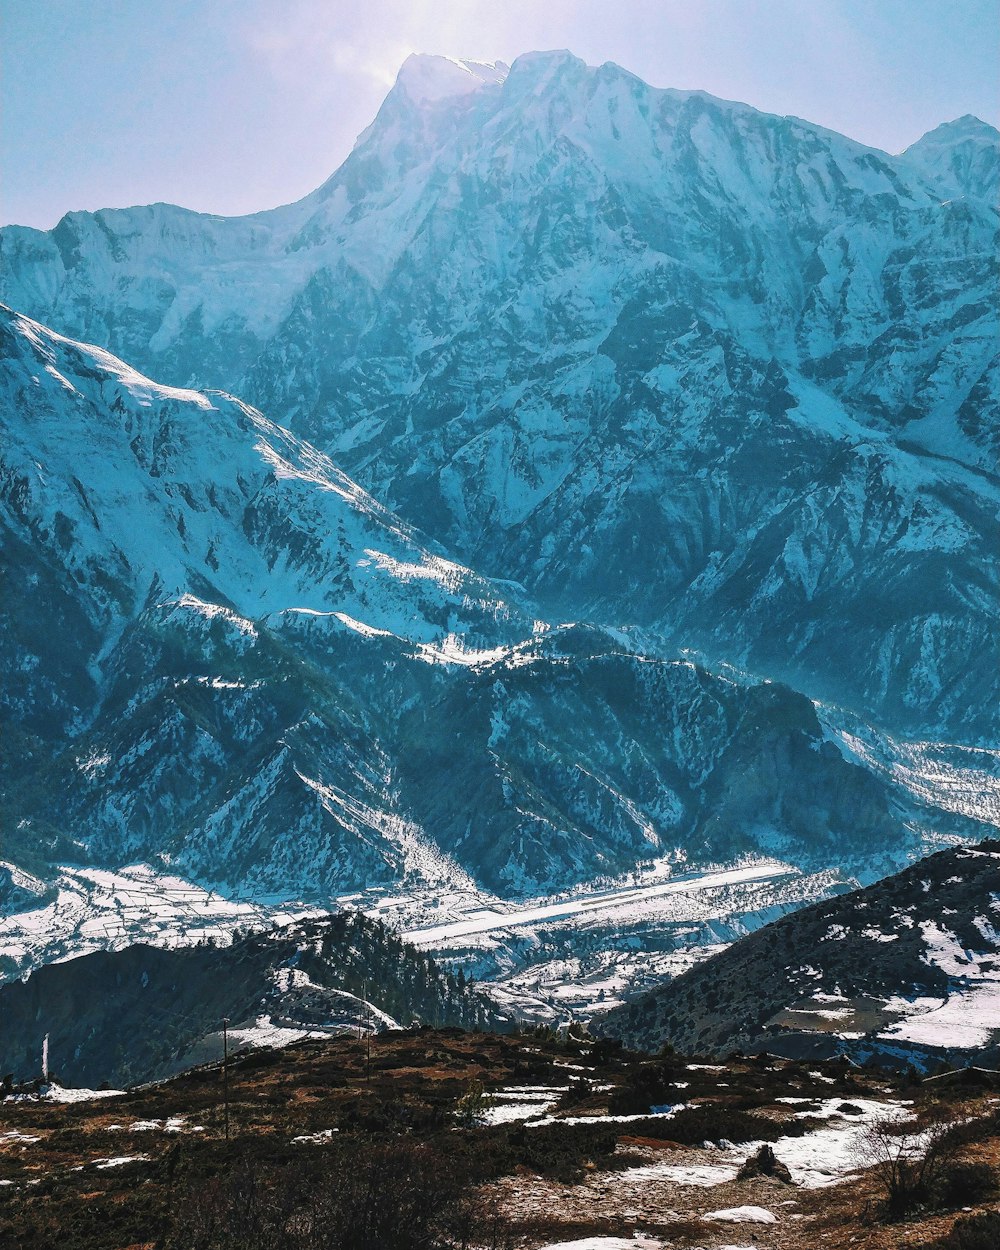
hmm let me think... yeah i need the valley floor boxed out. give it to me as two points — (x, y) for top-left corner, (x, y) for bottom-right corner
(0, 854), (848, 1021)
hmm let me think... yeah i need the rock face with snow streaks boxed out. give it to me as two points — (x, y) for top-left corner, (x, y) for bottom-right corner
(2, 52), (997, 739)
(4, 306), (973, 921)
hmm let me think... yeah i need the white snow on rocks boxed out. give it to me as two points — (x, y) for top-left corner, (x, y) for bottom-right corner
(620, 1096), (911, 1191)
(0, 863), (321, 975)
(46, 1084), (126, 1104)
(482, 1085), (566, 1125)
(706, 1205), (777, 1223)
(129, 1117), (193, 1133)
(393, 54), (508, 104)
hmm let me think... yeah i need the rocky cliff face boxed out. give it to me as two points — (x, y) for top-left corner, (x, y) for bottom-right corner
(2, 53), (996, 740)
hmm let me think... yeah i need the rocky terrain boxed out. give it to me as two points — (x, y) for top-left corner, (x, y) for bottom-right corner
(1, 1027), (998, 1250)
(599, 839), (1000, 1069)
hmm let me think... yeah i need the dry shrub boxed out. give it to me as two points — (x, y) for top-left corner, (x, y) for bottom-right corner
(168, 1139), (511, 1250)
(856, 1110), (977, 1217)
(931, 1160), (997, 1209)
(925, 1211), (1000, 1250)
(634, 1103), (802, 1145)
(608, 1061), (685, 1114)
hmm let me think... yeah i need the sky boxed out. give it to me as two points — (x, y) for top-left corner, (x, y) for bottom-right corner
(2, 0), (998, 229)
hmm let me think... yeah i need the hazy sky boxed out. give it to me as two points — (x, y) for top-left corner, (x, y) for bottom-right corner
(3, 0), (998, 228)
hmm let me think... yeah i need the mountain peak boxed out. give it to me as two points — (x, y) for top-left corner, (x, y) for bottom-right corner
(898, 113), (999, 201)
(393, 54), (509, 104)
(504, 48), (588, 91)
(902, 113), (1000, 153)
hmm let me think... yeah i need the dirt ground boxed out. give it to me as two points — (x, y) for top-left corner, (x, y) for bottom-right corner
(1, 1029), (997, 1249)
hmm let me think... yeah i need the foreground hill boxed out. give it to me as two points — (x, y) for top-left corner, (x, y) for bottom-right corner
(1, 1027), (998, 1250)
(2, 52), (997, 739)
(599, 840), (1000, 1069)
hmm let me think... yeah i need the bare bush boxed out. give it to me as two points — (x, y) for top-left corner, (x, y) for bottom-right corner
(856, 1111), (967, 1216)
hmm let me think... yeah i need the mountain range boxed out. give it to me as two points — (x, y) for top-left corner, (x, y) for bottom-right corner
(3, 53), (997, 741)
(0, 52), (997, 1010)
(2, 306), (942, 915)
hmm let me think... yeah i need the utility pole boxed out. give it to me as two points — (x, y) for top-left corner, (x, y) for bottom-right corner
(366, 989), (372, 1083)
(222, 1017), (230, 1142)
(361, 980), (372, 1082)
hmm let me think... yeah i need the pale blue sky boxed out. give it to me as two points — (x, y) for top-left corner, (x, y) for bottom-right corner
(2, 0), (998, 228)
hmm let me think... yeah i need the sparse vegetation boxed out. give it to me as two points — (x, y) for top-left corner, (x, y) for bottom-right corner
(1, 1030), (998, 1250)
(924, 1211), (1000, 1250)
(167, 1142), (512, 1250)
(857, 1112), (952, 1215)
(607, 1057), (686, 1114)
(453, 1077), (494, 1127)
(857, 1108), (997, 1218)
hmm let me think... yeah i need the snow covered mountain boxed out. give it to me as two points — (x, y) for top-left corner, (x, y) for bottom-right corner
(898, 113), (1000, 202)
(1, 53), (997, 1012)
(2, 52), (997, 740)
(0, 303), (526, 886)
(4, 304), (993, 983)
(599, 839), (1000, 1069)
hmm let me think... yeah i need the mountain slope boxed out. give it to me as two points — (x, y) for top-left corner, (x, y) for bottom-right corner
(598, 840), (1000, 1068)
(5, 306), (991, 951)
(0, 303), (522, 894)
(1, 53), (996, 740)
(0, 911), (501, 1087)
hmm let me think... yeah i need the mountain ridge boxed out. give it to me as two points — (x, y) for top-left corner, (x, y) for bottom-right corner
(597, 839), (1000, 1069)
(4, 305), (992, 957)
(0, 910), (502, 1087)
(2, 51), (995, 744)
